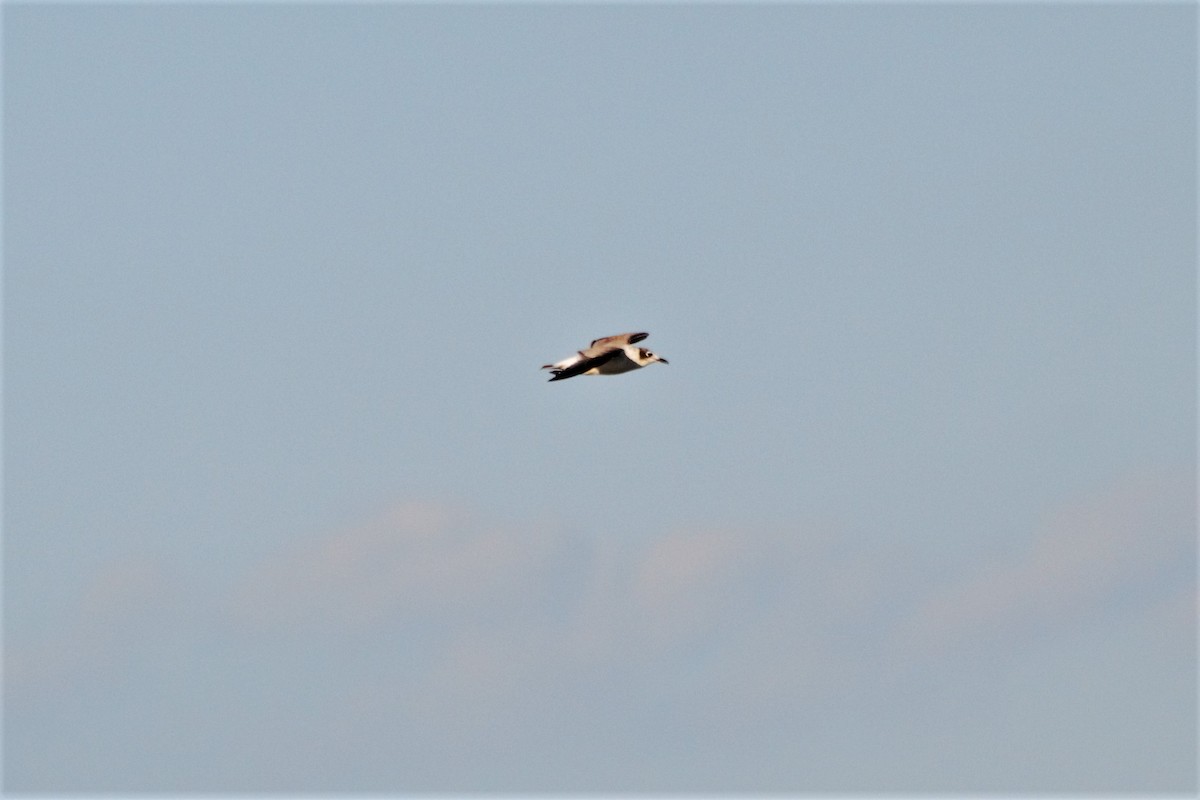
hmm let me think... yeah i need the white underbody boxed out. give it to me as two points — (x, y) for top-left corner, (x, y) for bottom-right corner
(550, 345), (646, 375)
(585, 350), (644, 375)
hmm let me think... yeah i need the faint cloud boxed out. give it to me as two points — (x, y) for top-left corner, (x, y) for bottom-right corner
(629, 527), (756, 646)
(7, 555), (181, 700)
(19, 470), (1189, 725)
(897, 470), (1196, 655)
(229, 502), (564, 631)
(226, 499), (875, 709)
(10, 474), (1193, 792)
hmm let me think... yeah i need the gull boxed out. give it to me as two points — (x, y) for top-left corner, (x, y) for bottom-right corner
(542, 332), (669, 382)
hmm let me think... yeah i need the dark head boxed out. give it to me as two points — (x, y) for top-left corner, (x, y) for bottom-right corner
(638, 347), (668, 365)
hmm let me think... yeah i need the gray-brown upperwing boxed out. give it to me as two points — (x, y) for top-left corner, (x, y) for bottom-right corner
(587, 332), (648, 352)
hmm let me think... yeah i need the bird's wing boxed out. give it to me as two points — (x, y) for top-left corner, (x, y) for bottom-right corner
(587, 332), (648, 353)
(546, 347), (624, 381)
(542, 352), (583, 371)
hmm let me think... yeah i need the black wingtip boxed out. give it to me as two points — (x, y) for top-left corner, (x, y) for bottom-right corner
(629, 332), (649, 344)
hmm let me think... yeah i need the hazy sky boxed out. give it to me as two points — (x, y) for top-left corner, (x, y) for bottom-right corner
(4, 3), (1196, 794)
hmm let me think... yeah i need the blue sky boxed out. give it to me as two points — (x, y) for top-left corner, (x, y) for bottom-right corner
(4, 3), (1196, 794)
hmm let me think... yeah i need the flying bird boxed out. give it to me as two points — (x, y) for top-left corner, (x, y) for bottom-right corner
(542, 332), (669, 382)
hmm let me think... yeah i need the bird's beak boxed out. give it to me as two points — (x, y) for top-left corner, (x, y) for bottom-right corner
(658, 357), (669, 364)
